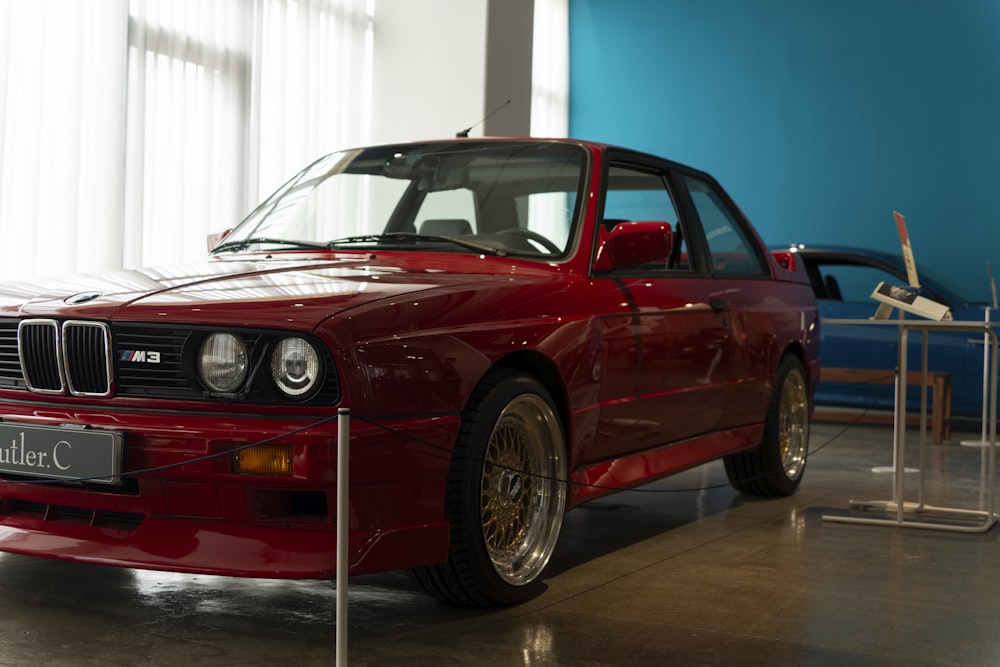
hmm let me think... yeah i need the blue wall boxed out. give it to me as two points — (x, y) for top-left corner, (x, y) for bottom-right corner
(570, 0), (1000, 303)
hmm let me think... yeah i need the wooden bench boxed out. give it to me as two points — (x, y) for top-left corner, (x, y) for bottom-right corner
(813, 367), (952, 443)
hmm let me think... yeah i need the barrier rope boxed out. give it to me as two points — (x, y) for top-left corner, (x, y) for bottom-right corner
(1, 405), (864, 493)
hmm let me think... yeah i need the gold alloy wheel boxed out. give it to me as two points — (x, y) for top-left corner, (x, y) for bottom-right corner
(779, 367), (809, 480)
(480, 393), (566, 586)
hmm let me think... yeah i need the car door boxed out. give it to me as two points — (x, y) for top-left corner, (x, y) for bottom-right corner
(676, 173), (775, 429)
(589, 162), (731, 461)
(806, 255), (903, 413)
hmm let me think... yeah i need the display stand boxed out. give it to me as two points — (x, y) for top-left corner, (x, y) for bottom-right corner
(961, 301), (996, 448)
(821, 319), (999, 533)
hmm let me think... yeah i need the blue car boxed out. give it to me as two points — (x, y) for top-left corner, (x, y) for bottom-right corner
(780, 245), (998, 418)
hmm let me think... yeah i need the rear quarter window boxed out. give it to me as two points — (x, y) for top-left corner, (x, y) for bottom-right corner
(683, 175), (766, 277)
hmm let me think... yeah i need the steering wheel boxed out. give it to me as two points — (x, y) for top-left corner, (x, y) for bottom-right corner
(497, 228), (561, 254)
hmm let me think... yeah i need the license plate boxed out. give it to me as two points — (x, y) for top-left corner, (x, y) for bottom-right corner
(0, 422), (124, 485)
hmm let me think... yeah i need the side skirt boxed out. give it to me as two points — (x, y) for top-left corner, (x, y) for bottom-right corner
(567, 424), (764, 507)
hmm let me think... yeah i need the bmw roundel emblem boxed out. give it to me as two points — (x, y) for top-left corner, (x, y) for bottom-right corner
(64, 291), (103, 305)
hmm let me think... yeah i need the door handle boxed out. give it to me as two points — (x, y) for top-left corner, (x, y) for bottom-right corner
(710, 298), (728, 314)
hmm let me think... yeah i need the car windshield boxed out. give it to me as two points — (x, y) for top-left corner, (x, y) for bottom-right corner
(213, 141), (587, 259)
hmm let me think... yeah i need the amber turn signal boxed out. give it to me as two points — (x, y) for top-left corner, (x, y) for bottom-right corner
(233, 445), (293, 476)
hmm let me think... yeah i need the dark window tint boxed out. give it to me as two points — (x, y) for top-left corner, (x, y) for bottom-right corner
(684, 175), (764, 276)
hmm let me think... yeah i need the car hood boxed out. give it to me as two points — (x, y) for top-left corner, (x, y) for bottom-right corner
(0, 255), (530, 329)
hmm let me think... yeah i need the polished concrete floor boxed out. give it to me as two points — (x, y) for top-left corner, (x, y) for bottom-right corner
(1, 421), (999, 666)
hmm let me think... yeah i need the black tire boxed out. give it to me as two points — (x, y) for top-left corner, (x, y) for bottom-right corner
(724, 355), (810, 496)
(412, 369), (567, 606)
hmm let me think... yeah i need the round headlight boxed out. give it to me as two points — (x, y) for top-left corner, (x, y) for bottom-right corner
(198, 332), (248, 392)
(271, 337), (321, 397)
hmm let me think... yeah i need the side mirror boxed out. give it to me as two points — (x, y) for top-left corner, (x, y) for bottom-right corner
(594, 221), (673, 271)
(207, 229), (232, 251)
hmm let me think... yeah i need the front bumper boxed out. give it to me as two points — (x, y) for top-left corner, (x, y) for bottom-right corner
(0, 403), (458, 578)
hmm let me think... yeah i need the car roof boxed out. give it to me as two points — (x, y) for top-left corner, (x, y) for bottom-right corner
(773, 244), (899, 261)
(336, 137), (719, 181)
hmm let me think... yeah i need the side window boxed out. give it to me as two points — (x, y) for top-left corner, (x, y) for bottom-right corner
(602, 165), (691, 271)
(683, 175), (765, 276)
(813, 262), (901, 302)
(414, 189), (478, 236)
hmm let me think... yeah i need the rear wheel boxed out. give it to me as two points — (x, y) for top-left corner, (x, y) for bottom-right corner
(412, 369), (567, 606)
(724, 355), (809, 496)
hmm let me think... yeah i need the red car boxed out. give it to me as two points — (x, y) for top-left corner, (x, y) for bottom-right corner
(0, 139), (818, 606)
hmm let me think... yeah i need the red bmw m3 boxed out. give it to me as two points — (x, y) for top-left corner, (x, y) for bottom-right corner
(0, 139), (819, 606)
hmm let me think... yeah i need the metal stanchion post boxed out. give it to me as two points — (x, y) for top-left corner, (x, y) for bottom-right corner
(336, 408), (350, 667)
(962, 308), (991, 450)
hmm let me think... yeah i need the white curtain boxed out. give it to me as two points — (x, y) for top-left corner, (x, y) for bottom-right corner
(530, 0), (569, 138)
(124, 0), (253, 269)
(0, 0), (373, 281)
(0, 0), (129, 281)
(250, 0), (373, 201)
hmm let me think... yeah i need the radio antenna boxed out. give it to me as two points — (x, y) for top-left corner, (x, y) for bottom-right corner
(456, 99), (512, 138)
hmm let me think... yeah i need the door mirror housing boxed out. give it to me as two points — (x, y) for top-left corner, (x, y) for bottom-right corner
(594, 221), (673, 272)
(207, 229), (232, 251)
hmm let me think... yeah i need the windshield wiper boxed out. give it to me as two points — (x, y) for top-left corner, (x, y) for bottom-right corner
(211, 237), (333, 254)
(327, 233), (505, 256)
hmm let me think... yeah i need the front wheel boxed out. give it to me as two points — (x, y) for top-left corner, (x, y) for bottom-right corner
(724, 355), (810, 496)
(412, 369), (568, 606)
